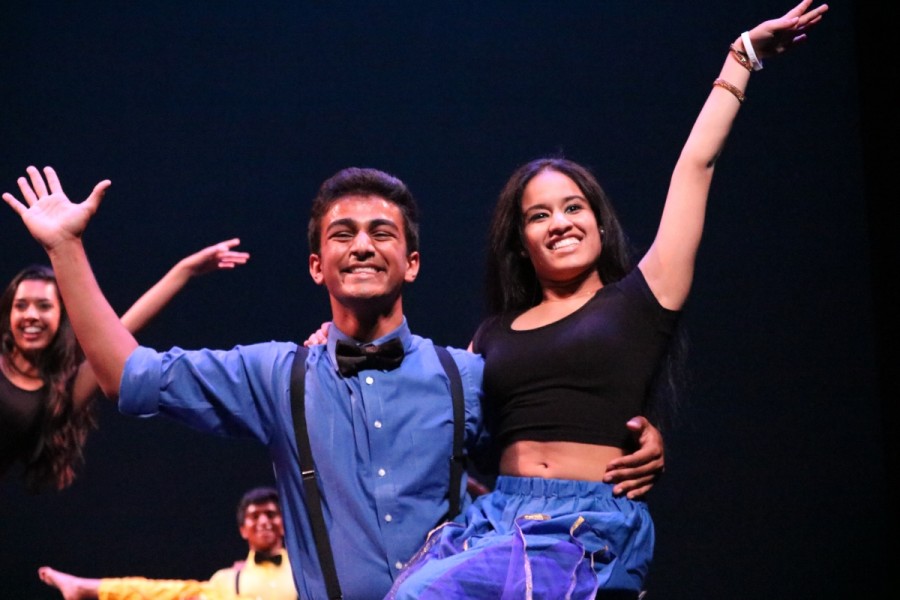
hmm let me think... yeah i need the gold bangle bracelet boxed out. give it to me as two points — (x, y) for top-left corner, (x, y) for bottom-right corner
(729, 44), (753, 72)
(713, 78), (745, 103)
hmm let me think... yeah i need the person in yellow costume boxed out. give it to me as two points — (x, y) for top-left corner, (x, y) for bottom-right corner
(38, 486), (297, 600)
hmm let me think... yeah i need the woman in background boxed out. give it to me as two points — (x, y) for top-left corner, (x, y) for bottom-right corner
(0, 238), (249, 492)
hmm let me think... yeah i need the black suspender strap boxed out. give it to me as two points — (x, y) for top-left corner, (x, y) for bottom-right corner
(289, 346), (343, 600)
(434, 345), (466, 522)
(288, 343), (465, 598)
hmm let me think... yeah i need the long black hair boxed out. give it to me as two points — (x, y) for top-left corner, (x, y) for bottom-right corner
(482, 157), (688, 431)
(0, 265), (96, 492)
(485, 157), (633, 314)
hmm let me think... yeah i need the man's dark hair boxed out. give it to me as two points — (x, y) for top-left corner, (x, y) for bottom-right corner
(236, 486), (280, 527)
(307, 167), (420, 254)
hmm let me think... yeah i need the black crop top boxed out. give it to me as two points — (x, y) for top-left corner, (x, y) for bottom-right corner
(471, 268), (679, 450)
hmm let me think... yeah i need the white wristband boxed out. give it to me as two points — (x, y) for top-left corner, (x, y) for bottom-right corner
(741, 31), (764, 71)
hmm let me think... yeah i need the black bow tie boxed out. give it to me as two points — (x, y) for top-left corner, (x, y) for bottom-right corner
(254, 551), (283, 566)
(335, 338), (404, 377)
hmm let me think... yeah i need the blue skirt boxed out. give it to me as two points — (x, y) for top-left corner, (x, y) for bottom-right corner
(386, 476), (654, 600)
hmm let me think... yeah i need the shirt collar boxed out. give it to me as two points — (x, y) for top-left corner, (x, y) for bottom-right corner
(326, 318), (411, 372)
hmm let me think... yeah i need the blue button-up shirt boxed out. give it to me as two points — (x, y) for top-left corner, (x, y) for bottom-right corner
(120, 319), (486, 600)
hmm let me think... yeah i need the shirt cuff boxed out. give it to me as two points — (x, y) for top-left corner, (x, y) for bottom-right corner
(119, 346), (163, 417)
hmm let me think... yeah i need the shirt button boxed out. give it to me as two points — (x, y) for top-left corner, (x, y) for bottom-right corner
(384, 513), (393, 522)
(394, 561), (403, 570)
(365, 376), (374, 385)
(378, 468), (386, 477)
(374, 420), (383, 429)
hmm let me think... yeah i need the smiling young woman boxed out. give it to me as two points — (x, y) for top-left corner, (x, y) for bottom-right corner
(0, 265), (88, 493)
(0, 238), (250, 493)
(386, 1), (829, 598)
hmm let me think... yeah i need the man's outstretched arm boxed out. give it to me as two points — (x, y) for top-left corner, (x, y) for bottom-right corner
(3, 165), (137, 399)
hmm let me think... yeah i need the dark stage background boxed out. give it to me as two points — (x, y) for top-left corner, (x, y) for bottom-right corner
(2, 1), (893, 598)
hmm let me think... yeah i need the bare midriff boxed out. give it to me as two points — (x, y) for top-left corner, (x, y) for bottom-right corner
(499, 440), (623, 481)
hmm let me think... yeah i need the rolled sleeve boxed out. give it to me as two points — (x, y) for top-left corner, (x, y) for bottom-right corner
(452, 348), (486, 446)
(120, 346), (165, 417)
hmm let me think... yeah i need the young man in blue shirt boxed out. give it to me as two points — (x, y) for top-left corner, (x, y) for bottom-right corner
(4, 165), (664, 600)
